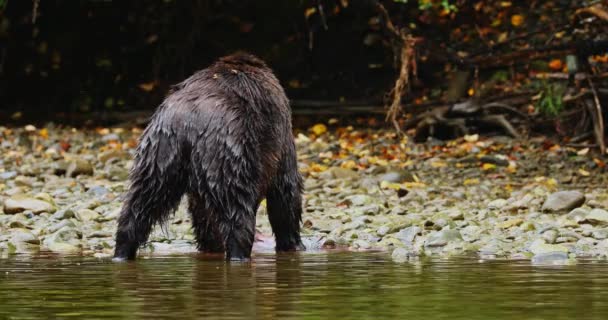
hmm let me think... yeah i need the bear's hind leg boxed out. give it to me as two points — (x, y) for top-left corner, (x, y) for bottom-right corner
(223, 210), (256, 261)
(114, 129), (187, 261)
(188, 195), (224, 253)
(267, 141), (305, 252)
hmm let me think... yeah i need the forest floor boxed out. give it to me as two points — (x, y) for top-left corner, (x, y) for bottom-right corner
(1, 121), (608, 264)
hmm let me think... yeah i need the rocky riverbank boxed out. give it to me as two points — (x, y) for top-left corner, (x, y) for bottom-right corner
(1, 123), (608, 264)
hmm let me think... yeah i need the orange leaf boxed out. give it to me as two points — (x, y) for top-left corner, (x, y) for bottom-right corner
(548, 59), (563, 71)
(138, 82), (156, 92)
(510, 14), (524, 27)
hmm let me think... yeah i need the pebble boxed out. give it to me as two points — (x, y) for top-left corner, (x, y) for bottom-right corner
(582, 208), (608, 226)
(425, 229), (462, 247)
(3, 195), (56, 214)
(542, 191), (585, 212)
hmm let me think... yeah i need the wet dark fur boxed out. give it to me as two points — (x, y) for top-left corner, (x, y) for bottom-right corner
(114, 53), (304, 261)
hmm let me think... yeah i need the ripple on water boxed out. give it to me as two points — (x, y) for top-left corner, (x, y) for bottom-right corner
(0, 253), (607, 319)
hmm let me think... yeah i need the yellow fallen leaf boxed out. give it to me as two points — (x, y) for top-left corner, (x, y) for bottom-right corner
(510, 14), (524, 27)
(260, 199), (267, 207)
(498, 218), (523, 229)
(468, 88), (475, 96)
(579, 168), (590, 176)
(341, 160), (357, 169)
(39, 128), (49, 139)
(431, 160), (447, 168)
(463, 178), (479, 185)
(482, 163), (496, 170)
(311, 123), (327, 135)
(577, 148), (589, 156)
(507, 162), (517, 173)
(304, 7), (316, 18)
(380, 181), (402, 190)
(403, 182), (426, 189)
(309, 163), (328, 172)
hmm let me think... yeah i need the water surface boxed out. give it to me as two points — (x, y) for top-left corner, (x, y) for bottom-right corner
(0, 252), (607, 319)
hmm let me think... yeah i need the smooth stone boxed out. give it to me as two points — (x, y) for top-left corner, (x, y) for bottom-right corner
(529, 240), (568, 255)
(379, 170), (414, 183)
(376, 225), (391, 237)
(76, 209), (100, 221)
(0, 171), (17, 180)
(66, 159), (94, 177)
(460, 225), (482, 242)
(542, 191), (585, 212)
(395, 226), (421, 244)
(46, 242), (80, 253)
(101, 133), (121, 142)
(531, 252), (571, 265)
(391, 247), (413, 263)
(98, 149), (129, 164)
(10, 228), (40, 245)
(346, 194), (375, 206)
(582, 208), (608, 226)
(47, 220), (77, 233)
(51, 209), (76, 220)
(425, 229), (462, 247)
(488, 199), (507, 209)
(3, 195), (56, 214)
(88, 231), (113, 238)
(328, 167), (360, 180)
(497, 218), (524, 229)
(541, 230), (558, 244)
(352, 240), (371, 250)
(592, 229), (608, 240)
(567, 207), (589, 221)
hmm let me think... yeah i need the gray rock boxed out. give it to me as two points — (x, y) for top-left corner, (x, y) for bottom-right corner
(531, 252), (571, 265)
(541, 230), (558, 244)
(542, 191), (585, 212)
(0, 171), (17, 180)
(425, 229), (462, 247)
(43, 226), (82, 253)
(352, 240), (371, 249)
(391, 247), (413, 263)
(488, 199), (507, 210)
(328, 167), (360, 180)
(592, 229), (608, 240)
(76, 209), (100, 221)
(376, 225), (391, 237)
(101, 133), (121, 142)
(98, 149), (129, 164)
(10, 228), (39, 245)
(66, 159), (94, 177)
(51, 209), (76, 220)
(395, 226), (421, 244)
(529, 239), (568, 255)
(379, 170), (414, 183)
(582, 208), (608, 226)
(3, 194), (56, 214)
(567, 207), (589, 222)
(346, 194), (374, 206)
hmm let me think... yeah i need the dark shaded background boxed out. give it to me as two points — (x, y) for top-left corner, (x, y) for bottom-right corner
(0, 0), (399, 116)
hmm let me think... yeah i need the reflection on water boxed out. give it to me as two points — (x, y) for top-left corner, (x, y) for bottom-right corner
(0, 252), (607, 319)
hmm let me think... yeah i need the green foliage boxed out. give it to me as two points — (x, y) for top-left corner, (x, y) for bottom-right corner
(534, 81), (566, 116)
(395, 0), (457, 12)
(0, 0), (6, 10)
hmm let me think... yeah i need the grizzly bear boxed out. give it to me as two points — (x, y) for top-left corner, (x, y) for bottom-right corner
(113, 52), (304, 261)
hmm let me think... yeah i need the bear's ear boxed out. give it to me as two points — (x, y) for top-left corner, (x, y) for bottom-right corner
(219, 52), (268, 69)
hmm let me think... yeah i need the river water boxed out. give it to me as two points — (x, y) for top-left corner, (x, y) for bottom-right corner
(0, 252), (607, 319)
